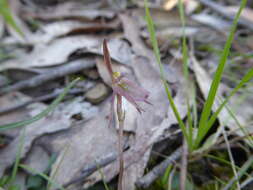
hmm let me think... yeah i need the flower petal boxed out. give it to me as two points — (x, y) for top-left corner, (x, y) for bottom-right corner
(112, 85), (145, 113)
(103, 39), (114, 81)
(119, 77), (150, 102)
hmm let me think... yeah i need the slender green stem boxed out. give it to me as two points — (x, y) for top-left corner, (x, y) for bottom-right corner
(117, 95), (124, 190)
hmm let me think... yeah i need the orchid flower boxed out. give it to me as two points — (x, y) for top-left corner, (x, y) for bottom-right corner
(103, 39), (151, 190)
(103, 39), (151, 115)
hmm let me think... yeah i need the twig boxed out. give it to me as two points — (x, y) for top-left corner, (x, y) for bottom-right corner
(198, 0), (253, 31)
(0, 59), (95, 95)
(180, 139), (188, 190)
(135, 147), (182, 189)
(0, 88), (83, 115)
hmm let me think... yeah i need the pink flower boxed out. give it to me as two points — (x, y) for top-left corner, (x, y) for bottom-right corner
(103, 39), (151, 113)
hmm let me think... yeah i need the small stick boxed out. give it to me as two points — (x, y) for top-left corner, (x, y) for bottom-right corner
(0, 88), (83, 115)
(0, 59), (95, 95)
(135, 147), (182, 189)
(198, 0), (253, 31)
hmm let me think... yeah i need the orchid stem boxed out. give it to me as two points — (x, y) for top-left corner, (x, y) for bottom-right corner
(117, 95), (124, 190)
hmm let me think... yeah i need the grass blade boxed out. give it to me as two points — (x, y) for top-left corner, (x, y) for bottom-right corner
(96, 163), (111, 190)
(19, 164), (66, 190)
(194, 0), (248, 149)
(0, 0), (23, 36)
(204, 68), (253, 140)
(144, 0), (189, 143)
(47, 143), (70, 190)
(178, 0), (189, 79)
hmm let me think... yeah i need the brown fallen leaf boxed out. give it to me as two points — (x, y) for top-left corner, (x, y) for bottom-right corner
(24, 36), (100, 68)
(0, 93), (98, 178)
(0, 36), (99, 70)
(0, 103), (69, 176)
(23, 145), (50, 174)
(119, 12), (182, 83)
(0, 37), (132, 71)
(29, 20), (120, 44)
(22, 1), (115, 22)
(0, 92), (32, 137)
(34, 103), (119, 189)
